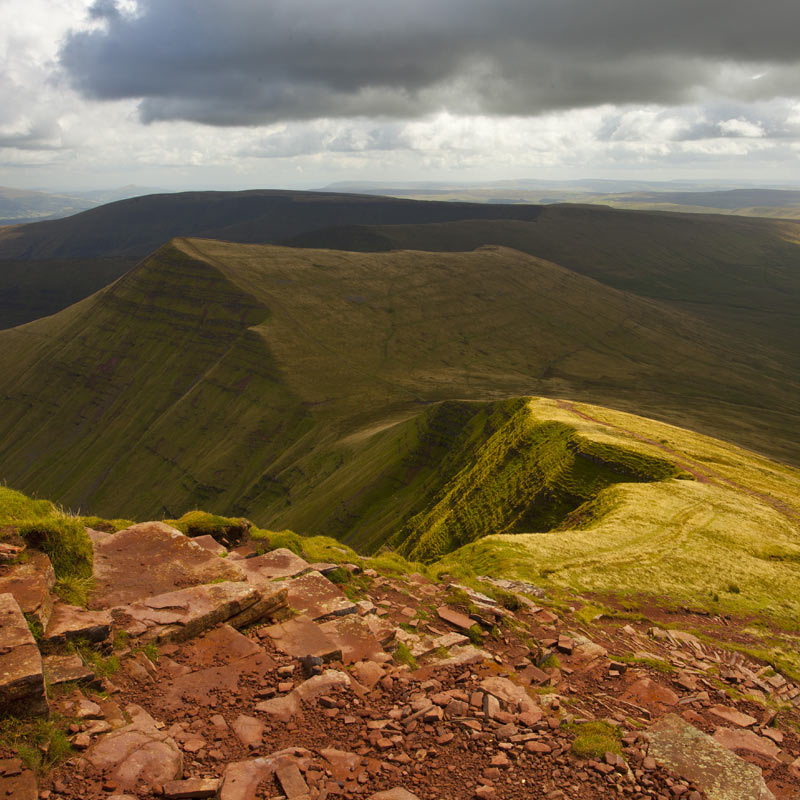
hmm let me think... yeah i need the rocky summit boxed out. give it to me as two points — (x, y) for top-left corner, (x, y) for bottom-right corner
(1, 519), (799, 800)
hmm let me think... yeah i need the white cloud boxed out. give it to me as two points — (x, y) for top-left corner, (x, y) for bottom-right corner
(1, 0), (800, 189)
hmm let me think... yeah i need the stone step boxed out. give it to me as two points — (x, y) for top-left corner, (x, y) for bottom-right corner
(41, 603), (112, 654)
(0, 592), (47, 716)
(111, 581), (267, 643)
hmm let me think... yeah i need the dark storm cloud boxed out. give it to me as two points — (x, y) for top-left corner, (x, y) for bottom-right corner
(60, 0), (800, 126)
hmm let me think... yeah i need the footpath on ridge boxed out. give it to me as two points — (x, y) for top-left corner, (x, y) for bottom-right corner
(1, 520), (799, 799)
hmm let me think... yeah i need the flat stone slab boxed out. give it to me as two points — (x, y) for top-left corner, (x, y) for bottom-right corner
(163, 778), (220, 799)
(112, 582), (262, 643)
(90, 522), (244, 609)
(0, 593), (46, 716)
(284, 571), (357, 620)
(43, 653), (95, 687)
(368, 789), (421, 800)
(231, 714), (265, 749)
(180, 624), (262, 668)
(646, 713), (775, 800)
(319, 614), (386, 664)
(437, 605), (475, 631)
(0, 758), (37, 800)
(234, 548), (310, 586)
(708, 705), (758, 728)
(220, 749), (313, 800)
(82, 704), (183, 791)
(43, 603), (112, 652)
(0, 552), (55, 627)
(261, 614), (342, 661)
(396, 628), (469, 659)
(162, 652), (276, 711)
(713, 728), (781, 762)
(620, 677), (679, 712)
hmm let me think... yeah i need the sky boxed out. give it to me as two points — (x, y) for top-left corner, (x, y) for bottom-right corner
(2, 0), (800, 191)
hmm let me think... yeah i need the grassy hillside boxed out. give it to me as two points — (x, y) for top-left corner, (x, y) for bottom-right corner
(0, 237), (799, 537)
(287, 206), (800, 397)
(434, 398), (800, 629)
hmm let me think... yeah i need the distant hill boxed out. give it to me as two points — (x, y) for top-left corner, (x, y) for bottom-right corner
(0, 185), (95, 225)
(0, 189), (546, 328)
(4, 188), (800, 331)
(322, 181), (800, 218)
(1, 237), (798, 547)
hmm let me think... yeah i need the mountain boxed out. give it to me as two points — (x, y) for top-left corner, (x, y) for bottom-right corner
(1, 237), (798, 547)
(0, 189), (546, 329)
(4, 189), (800, 333)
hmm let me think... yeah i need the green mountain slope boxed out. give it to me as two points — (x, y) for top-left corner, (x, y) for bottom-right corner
(0, 237), (798, 540)
(286, 206), (800, 409)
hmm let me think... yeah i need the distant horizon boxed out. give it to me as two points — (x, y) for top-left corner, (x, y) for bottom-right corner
(7, 176), (800, 197)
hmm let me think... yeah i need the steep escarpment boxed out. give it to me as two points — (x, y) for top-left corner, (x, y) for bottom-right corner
(392, 404), (684, 561)
(0, 239), (307, 516)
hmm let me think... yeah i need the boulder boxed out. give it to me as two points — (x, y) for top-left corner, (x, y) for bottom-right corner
(0, 593), (46, 716)
(90, 521), (244, 608)
(646, 713), (775, 800)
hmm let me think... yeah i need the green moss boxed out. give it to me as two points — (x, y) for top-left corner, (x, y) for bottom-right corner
(250, 528), (305, 557)
(164, 510), (250, 544)
(570, 720), (623, 759)
(54, 576), (94, 608)
(539, 653), (561, 669)
(137, 643), (159, 664)
(0, 487), (56, 524)
(71, 641), (119, 678)
(78, 516), (133, 533)
(467, 624), (484, 646)
(393, 641), (418, 670)
(618, 653), (674, 674)
(24, 614), (43, 642)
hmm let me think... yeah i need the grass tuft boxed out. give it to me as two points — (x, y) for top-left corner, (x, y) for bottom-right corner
(393, 641), (418, 670)
(570, 720), (623, 759)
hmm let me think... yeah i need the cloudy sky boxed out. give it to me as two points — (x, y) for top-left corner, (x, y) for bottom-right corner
(2, 0), (800, 191)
